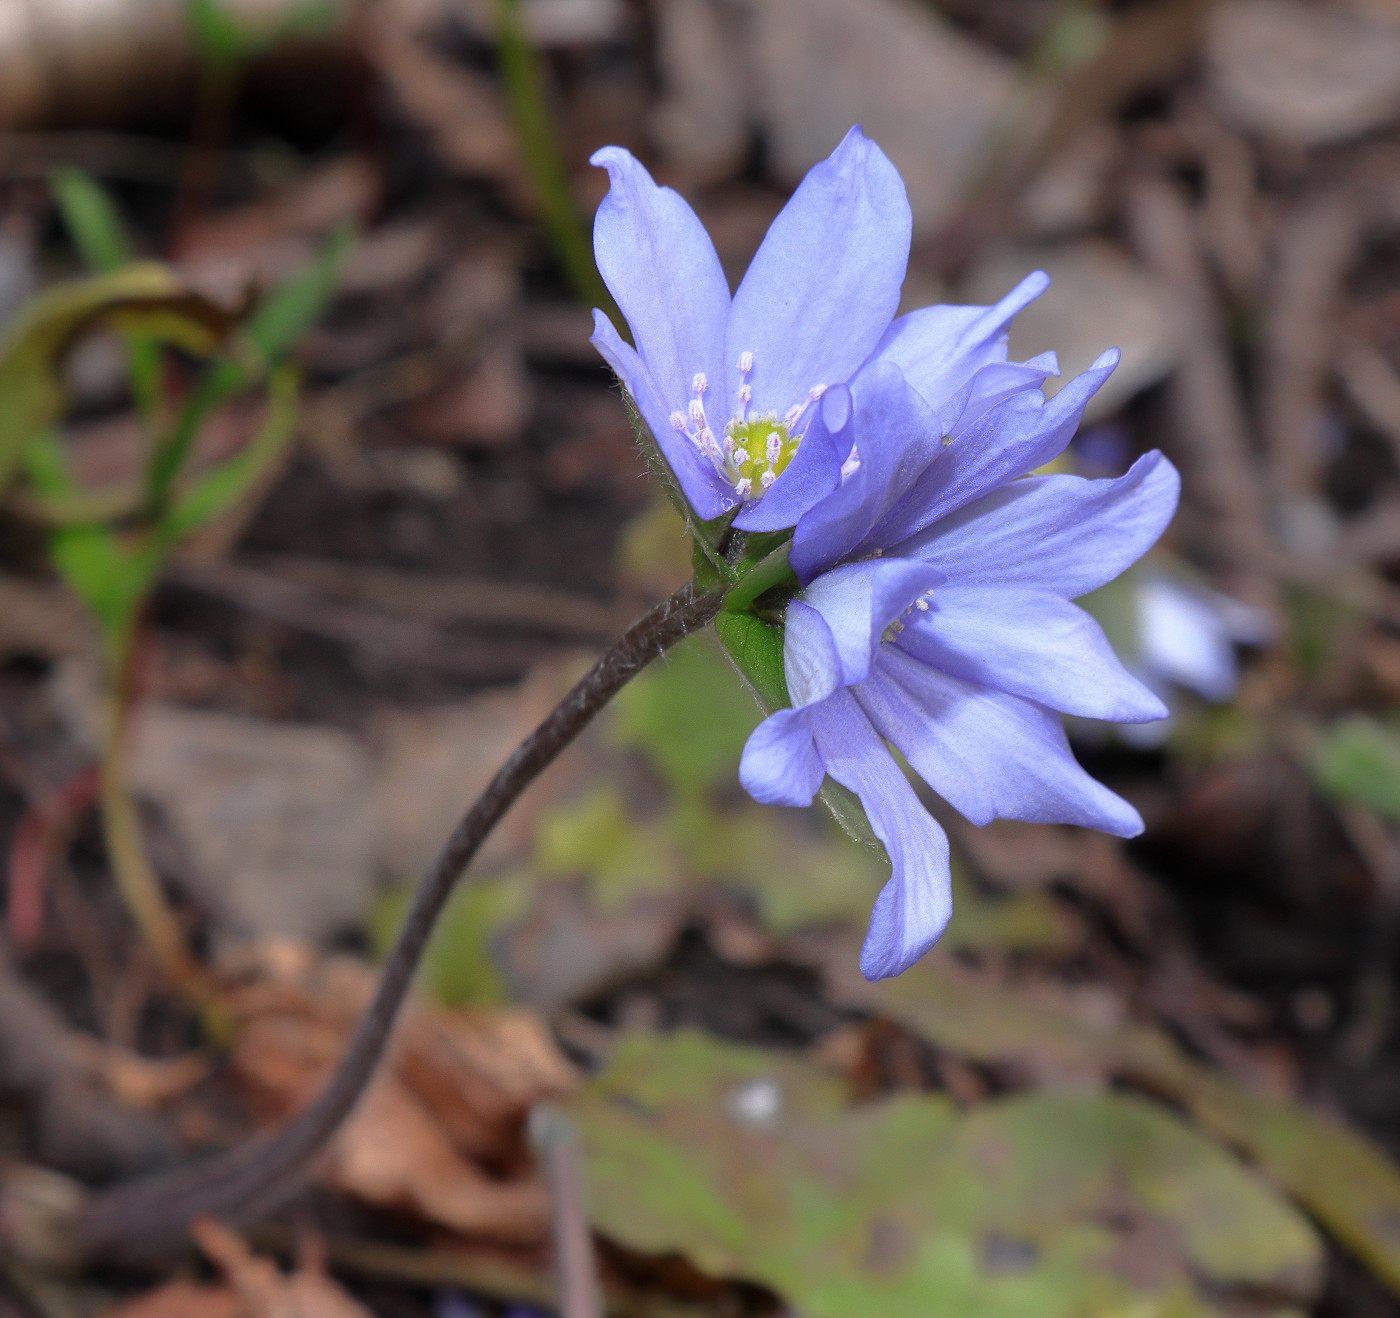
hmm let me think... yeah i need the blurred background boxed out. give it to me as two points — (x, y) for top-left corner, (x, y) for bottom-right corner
(6, 0), (1400, 1315)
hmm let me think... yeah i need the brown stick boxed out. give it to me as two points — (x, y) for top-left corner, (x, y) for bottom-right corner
(74, 582), (725, 1253)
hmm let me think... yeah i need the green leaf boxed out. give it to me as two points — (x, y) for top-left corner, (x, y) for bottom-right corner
(157, 363), (300, 546)
(861, 950), (1400, 1301)
(610, 630), (761, 799)
(0, 265), (234, 494)
(243, 222), (352, 368)
(1310, 714), (1400, 824)
(568, 1031), (1322, 1318)
(51, 167), (131, 273)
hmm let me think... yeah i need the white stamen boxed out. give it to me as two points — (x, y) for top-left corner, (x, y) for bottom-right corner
(737, 351), (754, 374)
(670, 411), (688, 431)
(738, 384), (752, 411)
(765, 432), (782, 464)
(689, 399), (706, 426)
(722, 433), (735, 458)
(914, 598), (929, 611)
(732, 447), (750, 467)
(735, 476), (753, 498)
(692, 372), (708, 396)
(760, 469), (776, 490)
(808, 383), (827, 401)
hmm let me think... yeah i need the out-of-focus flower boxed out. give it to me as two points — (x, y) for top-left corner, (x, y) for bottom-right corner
(1086, 569), (1273, 747)
(739, 360), (1180, 980)
(589, 127), (1057, 528)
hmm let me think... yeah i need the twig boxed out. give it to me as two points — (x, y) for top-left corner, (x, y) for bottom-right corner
(73, 582), (725, 1253)
(163, 558), (548, 679)
(247, 554), (633, 638)
(1125, 172), (1276, 602)
(531, 1106), (601, 1318)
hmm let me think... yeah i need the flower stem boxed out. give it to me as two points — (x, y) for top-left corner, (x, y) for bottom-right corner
(74, 582), (725, 1254)
(492, 0), (616, 318)
(96, 626), (217, 1013)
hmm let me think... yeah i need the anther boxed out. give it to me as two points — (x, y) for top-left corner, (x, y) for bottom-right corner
(737, 351), (754, 374)
(914, 599), (929, 611)
(733, 447), (750, 467)
(738, 384), (752, 410)
(760, 470), (776, 490)
(689, 399), (706, 426)
(692, 372), (708, 396)
(735, 476), (753, 498)
(670, 411), (688, 431)
(765, 432), (782, 464)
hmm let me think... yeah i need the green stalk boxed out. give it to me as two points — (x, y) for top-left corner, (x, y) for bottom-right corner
(492, 0), (617, 317)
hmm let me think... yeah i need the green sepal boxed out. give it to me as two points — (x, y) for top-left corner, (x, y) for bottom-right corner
(714, 609), (884, 855)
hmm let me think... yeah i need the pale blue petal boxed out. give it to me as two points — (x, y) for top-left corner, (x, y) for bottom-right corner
(856, 647), (1144, 836)
(800, 558), (945, 688)
(725, 127), (910, 418)
(789, 362), (944, 581)
(873, 271), (1050, 411)
(1138, 576), (1239, 701)
(591, 148), (729, 421)
(950, 351), (1059, 439)
(783, 599), (843, 708)
(591, 311), (737, 520)
(731, 401), (845, 531)
(898, 586), (1168, 722)
(740, 708), (824, 806)
(900, 451), (1180, 598)
(807, 690), (952, 980)
(874, 349), (1120, 550)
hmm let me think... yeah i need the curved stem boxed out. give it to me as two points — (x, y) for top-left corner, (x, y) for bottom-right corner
(74, 582), (725, 1253)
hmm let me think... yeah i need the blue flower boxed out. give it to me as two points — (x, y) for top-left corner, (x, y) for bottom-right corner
(739, 360), (1181, 980)
(590, 127), (1058, 529)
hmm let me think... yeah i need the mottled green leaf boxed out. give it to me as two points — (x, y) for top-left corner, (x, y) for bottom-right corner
(1310, 714), (1400, 824)
(569, 1031), (1321, 1318)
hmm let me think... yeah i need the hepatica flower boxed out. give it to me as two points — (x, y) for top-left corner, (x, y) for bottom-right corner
(589, 127), (1058, 530)
(740, 361), (1181, 980)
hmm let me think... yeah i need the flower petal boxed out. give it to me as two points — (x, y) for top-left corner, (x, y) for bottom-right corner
(807, 690), (952, 980)
(731, 398), (845, 531)
(725, 127), (910, 418)
(951, 352), (1059, 440)
(783, 599), (843, 708)
(590, 146), (730, 415)
(740, 707), (824, 806)
(789, 361), (944, 581)
(856, 646), (1144, 835)
(1138, 576), (1240, 701)
(800, 557), (945, 689)
(898, 451), (1180, 599)
(873, 270), (1051, 411)
(898, 585), (1168, 722)
(875, 349), (1120, 549)
(591, 311), (737, 520)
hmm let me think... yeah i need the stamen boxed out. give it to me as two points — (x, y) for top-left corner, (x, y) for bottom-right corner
(732, 447), (750, 467)
(735, 476), (752, 498)
(670, 411), (688, 431)
(692, 373), (708, 396)
(784, 404), (803, 424)
(914, 599), (929, 611)
(808, 384), (827, 401)
(689, 399), (706, 426)
(738, 384), (752, 411)
(765, 432), (782, 464)
(760, 470), (776, 490)
(737, 351), (754, 375)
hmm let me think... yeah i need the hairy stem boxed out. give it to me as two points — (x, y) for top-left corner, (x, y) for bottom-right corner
(74, 583), (724, 1253)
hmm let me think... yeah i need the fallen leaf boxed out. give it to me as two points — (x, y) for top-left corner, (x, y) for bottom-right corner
(963, 241), (1181, 422)
(1207, 0), (1400, 145)
(127, 704), (378, 943)
(567, 1030), (1323, 1318)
